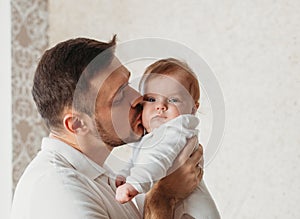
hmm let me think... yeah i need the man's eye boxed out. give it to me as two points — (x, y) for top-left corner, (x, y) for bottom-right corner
(145, 97), (156, 102)
(113, 83), (129, 105)
(113, 92), (124, 105)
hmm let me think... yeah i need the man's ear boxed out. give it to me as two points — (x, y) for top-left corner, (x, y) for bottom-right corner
(191, 102), (200, 115)
(63, 113), (89, 135)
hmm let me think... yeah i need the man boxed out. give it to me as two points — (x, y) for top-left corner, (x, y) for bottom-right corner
(11, 36), (203, 219)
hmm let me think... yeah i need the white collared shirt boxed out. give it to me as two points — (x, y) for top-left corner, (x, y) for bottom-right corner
(11, 137), (142, 219)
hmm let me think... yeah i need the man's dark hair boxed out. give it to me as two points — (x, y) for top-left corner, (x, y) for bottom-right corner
(32, 36), (116, 129)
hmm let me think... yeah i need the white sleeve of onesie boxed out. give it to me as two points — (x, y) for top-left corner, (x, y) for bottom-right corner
(126, 114), (199, 193)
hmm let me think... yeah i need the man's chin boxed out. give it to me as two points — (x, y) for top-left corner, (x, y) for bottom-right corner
(95, 120), (144, 147)
(100, 135), (125, 148)
(103, 130), (143, 148)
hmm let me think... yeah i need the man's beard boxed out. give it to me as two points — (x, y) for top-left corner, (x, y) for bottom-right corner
(94, 117), (125, 147)
(94, 116), (143, 148)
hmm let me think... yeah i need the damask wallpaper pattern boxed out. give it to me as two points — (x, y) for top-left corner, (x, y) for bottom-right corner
(11, 0), (49, 190)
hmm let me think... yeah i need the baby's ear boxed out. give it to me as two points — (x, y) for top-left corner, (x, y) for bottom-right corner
(192, 102), (200, 115)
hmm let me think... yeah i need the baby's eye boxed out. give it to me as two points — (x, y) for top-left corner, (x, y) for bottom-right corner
(168, 98), (180, 103)
(144, 96), (156, 102)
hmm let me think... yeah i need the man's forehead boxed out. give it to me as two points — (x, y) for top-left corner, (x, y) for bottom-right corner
(107, 57), (130, 77)
(91, 57), (130, 87)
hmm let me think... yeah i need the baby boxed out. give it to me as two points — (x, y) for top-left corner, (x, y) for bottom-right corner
(115, 58), (220, 219)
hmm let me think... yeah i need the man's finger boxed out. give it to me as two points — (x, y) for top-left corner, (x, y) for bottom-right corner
(197, 167), (204, 181)
(189, 144), (203, 164)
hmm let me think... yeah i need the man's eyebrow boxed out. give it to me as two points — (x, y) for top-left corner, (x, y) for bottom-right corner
(120, 68), (130, 78)
(112, 69), (131, 97)
(120, 82), (129, 90)
(116, 82), (129, 94)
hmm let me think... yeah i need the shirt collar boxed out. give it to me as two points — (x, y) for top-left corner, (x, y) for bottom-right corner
(41, 137), (106, 180)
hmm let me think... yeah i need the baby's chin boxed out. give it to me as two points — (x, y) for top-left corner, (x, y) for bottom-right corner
(149, 117), (168, 131)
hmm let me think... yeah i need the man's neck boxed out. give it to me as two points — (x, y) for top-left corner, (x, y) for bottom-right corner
(49, 132), (111, 166)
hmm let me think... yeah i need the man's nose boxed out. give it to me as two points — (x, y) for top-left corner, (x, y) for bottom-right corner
(128, 87), (142, 108)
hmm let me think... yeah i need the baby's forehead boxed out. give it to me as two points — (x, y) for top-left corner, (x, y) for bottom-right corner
(146, 72), (186, 81)
(144, 73), (185, 85)
(143, 74), (190, 96)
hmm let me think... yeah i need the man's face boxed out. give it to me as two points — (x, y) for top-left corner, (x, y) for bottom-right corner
(141, 74), (195, 132)
(93, 58), (144, 147)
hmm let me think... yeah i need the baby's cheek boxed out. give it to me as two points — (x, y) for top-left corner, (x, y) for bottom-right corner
(168, 105), (182, 116)
(177, 103), (193, 114)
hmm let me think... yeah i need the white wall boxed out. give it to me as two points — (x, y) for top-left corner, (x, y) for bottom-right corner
(48, 0), (300, 218)
(0, 0), (12, 218)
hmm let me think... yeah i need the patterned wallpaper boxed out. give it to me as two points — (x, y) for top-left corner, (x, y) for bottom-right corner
(11, 0), (49, 190)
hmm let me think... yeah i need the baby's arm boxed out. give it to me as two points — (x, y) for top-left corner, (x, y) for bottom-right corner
(114, 143), (137, 188)
(115, 183), (139, 204)
(127, 115), (199, 193)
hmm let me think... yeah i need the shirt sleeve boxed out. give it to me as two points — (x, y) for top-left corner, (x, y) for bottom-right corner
(116, 144), (137, 177)
(126, 114), (199, 193)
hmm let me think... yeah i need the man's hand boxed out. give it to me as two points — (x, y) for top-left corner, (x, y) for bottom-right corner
(144, 143), (204, 219)
(157, 143), (203, 201)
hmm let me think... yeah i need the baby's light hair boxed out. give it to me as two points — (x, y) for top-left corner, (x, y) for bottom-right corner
(139, 58), (200, 107)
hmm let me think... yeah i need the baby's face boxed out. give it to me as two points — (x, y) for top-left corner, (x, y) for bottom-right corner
(141, 74), (195, 132)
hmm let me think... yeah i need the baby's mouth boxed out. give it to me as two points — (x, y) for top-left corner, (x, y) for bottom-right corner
(152, 114), (166, 119)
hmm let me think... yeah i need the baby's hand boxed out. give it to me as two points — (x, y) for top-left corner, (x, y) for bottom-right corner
(115, 175), (126, 188)
(115, 183), (139, 204)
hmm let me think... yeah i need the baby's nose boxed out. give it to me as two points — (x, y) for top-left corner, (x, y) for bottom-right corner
(155, 102), (167, 111)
